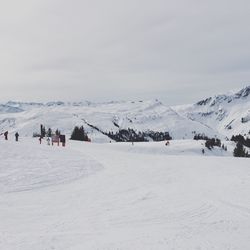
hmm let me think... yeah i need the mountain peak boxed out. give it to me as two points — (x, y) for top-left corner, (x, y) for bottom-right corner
(196, 85), (250, 106)
(234, 85), (250, 98)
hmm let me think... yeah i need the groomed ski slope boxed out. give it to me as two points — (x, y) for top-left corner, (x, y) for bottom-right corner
(0, 139), (250, 250)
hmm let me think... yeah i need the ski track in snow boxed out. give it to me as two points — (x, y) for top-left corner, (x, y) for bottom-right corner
(0, 139), (103, 193)
(0, 139), (250, 250)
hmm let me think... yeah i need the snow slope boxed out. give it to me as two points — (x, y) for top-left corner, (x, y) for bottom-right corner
(174, 86), (250, 138)
(0, 86), (249, 141)
(0, 100), (217, 142)
(0, 139), (102, 193)
(0, 139), (250, 249)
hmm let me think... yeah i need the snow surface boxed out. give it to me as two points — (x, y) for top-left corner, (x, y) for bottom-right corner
(0, 138), (250, 249)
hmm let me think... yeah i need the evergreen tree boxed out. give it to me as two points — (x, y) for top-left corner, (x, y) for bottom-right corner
(231, 134), (250, 148)
(70, 126), (89, 141)
(55, 129), (61, 136)
(205, 138), (221, 150)
(47, 128), (52, 137)
(233, 142), (249, 157)
(40, 124), (46, 138)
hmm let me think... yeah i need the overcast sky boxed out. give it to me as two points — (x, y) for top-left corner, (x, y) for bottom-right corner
(0, 0), (250, 105)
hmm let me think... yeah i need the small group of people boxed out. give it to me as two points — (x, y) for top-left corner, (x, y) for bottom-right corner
(0, 131), (19, 141)
(39, 135), (66, 147)
(39, 136), (51, 145)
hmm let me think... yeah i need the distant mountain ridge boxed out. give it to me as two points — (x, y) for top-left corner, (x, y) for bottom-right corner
(174, 86), (250, 139)
(0, 86), (249, 142)
(196, 86), (250, 106)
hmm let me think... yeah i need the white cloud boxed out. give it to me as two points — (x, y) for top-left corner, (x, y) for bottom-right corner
(0, 0), (250, 104)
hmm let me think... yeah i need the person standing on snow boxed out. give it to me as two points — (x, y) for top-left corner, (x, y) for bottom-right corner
(15, 132), (19, 141)
(4, 131), (8, 140)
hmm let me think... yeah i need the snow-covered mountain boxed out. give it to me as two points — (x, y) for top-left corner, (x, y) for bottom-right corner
(0, 104), (23, 114)
(174, 86), (250, 139)
(0, 86), (249, 141)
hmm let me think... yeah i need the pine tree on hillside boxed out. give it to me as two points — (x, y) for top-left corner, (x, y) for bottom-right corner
(233, 142), (249, 157)
(70, 126), (89, 141)
(47, 128), (52, 137)
(40, 124), (46, 138)
(231, 134), (250, 148)
(55, 129), (61, 136)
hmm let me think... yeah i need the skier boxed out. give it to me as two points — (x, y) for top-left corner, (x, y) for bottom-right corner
(4, 131), (8, 140)
(47, 137), (50, 145)
(39, 136), (42, 144)
(15, 132), (19, 141)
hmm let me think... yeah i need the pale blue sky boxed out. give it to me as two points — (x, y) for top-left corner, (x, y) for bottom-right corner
(0, 0), (250, 105)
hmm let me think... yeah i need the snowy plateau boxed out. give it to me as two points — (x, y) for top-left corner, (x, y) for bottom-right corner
(0, 86), (250, 250)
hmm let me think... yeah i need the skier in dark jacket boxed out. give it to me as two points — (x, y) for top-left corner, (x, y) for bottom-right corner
(4, 131), (8, 140)
(15, 132), (19, 141)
